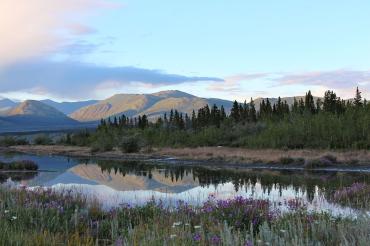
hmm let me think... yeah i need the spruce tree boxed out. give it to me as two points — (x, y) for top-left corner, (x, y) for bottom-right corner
(249, 98), (257, 122)
(191, 110), (197, 130)
(354, 87), (363, 107)
(230, 100), (240, 122)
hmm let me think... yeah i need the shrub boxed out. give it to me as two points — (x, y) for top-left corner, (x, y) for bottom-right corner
(321, 154), (337, 164)
(0, 136), (17, 147)
(120, 135), (140, 153)
(15, 138), (29, 145)
(0, 160), (38, 170)
(304, 156), (336, 169)
(279, 157), (295, 165)
(90, 139), (114, 153)
(33, 135), (53, 145)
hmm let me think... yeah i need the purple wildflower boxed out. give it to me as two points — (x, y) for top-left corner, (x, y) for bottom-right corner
(115, 237), (123, 246)
(244, 240), (253, 246)
(210, 235), (221, 244)
(193, 233), (201, 242)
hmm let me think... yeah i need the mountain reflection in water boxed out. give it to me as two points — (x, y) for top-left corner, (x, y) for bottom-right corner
(1, 154), (370, 215)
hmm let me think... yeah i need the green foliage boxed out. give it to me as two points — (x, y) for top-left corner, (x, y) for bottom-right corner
(0, 136), (16, 146)
(33, 134), (52, 145)
(0, 160), (38, 170)
(119, 135), (141, 153)
(90, 133), (114, 153)
(67, 88), (370, 151)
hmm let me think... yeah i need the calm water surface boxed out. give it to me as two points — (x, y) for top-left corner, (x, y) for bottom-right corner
(1, 153), (369, 216)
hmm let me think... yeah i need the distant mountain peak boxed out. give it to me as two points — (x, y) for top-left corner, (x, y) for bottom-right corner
(7, 100), (67, 118)
(0, 98), (18, 115)
(151, 90), (196, 98)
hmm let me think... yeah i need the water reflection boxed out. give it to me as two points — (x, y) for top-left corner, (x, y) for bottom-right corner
(1, 155), (370, 215)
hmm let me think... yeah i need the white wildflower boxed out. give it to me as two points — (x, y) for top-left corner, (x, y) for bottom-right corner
(170, 234), (177, 239)
(194, 225), (201, 229)
(172, 221), (182, 227)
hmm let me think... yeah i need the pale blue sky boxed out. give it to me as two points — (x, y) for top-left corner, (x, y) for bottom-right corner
(1, 0), (369, 101)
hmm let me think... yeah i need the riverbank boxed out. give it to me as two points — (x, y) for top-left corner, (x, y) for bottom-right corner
(2, 145), (370, 170)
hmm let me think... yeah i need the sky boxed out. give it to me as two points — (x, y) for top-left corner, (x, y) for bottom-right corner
(0, 0), (369, 102)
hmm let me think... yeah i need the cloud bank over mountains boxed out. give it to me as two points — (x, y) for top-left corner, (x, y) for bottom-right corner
(0, 60), (223, 100)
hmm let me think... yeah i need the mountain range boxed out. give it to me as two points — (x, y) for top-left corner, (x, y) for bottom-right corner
(70, 90), (233, 121)
(0, 90), (320, 133)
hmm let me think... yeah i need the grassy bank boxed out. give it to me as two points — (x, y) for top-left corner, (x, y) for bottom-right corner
(0, 185), (370, 245)
(6, 145), (370, 169)
(158, 147), (370, 166)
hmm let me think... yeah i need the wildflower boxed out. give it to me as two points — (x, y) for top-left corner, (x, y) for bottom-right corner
(4, 210), (9, 214)
(210, 235), (221, 244)
(11, 216), (17, 220)
(170, 234), (177, 239)
(115, 237), (123, 246)
(244, 240), (253, 246)
(172, 221), (182, 227)
(194, 225), (201, 229)
(280, 229), (286, 233)
(193, 233), (201, 241)
(185, 223), (190, 226)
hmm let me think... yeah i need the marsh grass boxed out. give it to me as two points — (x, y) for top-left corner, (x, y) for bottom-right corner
(332, 183), (370, 209)
(0, 186), (370, 245)
(158, 147), (370, 166)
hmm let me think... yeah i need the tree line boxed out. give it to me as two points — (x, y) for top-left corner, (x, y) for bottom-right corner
(98, 87), (367, 131)
(56, 87), (369, 151)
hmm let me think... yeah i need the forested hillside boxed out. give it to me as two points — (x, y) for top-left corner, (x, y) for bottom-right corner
(58, 88), (370, 151)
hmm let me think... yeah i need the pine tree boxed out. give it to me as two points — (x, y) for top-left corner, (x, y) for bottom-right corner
(230, 100), (240, 122)
(292, 98), (299, 114)
(220, 106), (226, 121)
(249, 98), (257, 122)
(191, 110), (197, 130)
(354, 87), (363, 107)
(304, 90), (316, 114)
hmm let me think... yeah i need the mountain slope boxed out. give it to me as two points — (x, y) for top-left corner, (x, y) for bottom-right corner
(69, 164), (199, 193)
(7, 100), (70, 118)
(0, 98), (17, 115)
(41, 99), (99, 115)
(0, 100), (84, 133)
(70, 90), (234, 121)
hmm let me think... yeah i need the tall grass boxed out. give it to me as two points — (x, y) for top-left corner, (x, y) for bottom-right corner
(1, 186), (370, 245)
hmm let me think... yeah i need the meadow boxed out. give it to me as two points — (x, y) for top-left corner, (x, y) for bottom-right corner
(1, 183), (370, 246)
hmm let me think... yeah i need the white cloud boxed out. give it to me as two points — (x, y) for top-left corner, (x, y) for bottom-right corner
(0, 0), (117, 66)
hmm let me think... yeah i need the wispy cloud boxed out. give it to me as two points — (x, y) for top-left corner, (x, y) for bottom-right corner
(0, 60), (223, 100)
(275, 70), (370, 88)
(208, 73), (270, 92)
(274, 69), (370, 98)
(0, 0), (119, 66)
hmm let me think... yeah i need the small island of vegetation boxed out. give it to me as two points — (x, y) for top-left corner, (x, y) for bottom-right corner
(0, 160), (38, 171)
